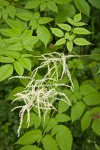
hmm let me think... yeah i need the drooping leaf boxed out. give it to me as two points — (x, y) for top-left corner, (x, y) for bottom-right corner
(74, 0), (90, 16)
(67, 41), (73, 52)
(88, 0), (100, 10)
(74, 38), (91, 46)
(56, 114), (70, 122)
(83, 93), (100, 105)
(92, 119), (100, 136)
(71, 102), (85, 122)
(16, 130), (42, 145)
(81, 111), (92, 132)
(50, 28), (64, 37)
(37, 26), (51, 47)
(55, 38), (66, 45)
(56, 125), (72, 150)
(0, 64), (13, 82)
(14, 61), (24, 76)
(20, 145), (43, 150)
(57, 23), (71, 31)
(18, 57), (31, 71)
(73, 27), (91, 34)
(42, 134), (58, 150)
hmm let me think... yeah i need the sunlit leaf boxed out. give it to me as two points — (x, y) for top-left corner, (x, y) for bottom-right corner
(0, 64), (13, 82)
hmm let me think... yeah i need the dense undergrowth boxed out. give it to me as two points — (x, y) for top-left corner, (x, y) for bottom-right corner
(0, 0), (100, 150)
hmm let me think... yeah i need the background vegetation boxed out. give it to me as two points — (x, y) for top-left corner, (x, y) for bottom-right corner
(0, 0), (100, 150)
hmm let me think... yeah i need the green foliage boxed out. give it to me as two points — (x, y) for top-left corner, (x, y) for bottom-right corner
(0, 0), (100, 150)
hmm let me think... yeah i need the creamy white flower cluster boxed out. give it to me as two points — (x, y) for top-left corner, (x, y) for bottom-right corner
(12, 52), (75, 136)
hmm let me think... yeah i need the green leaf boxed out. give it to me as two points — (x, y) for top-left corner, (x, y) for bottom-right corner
(74, 0), (90, 16)
(55, 38), (66, 45)
(67, 41), (73, 52)
(0, 51), (20, 59)
(0, 64), (13, 82)
(92, 119), (100, 136)
(16, 12), (33, 21)
(65, 32), (70, 39)
(47, 1), (58, 13)
(68, 34), (75, 41)
(58, 101), (69, 114)
(83, 93), (100, 105)
(38, 17), (53, 24)
(74, 13), (81, 22)
(18, 57), (31, 71)
(71, 102), (85, 122)
(14, 61), (24, 76)
(7, 5), (16, 19)
(73, 27), (91, 34)
(7, 86), (24, 100)
(42, 135), (58, 150)
(0, 0), (9, 6)
(6, 19), (27, 30)
(56, 114), (70, 122)
(50, 28), (64, 37)
(45, 118), (57, 133)
(55, 4), (76, 23)
(0, 28), (21, 37)
(20, 145), (43, 150)
(74, 22), (86, 26)
(40, 2), (47, 11)
(42, 115), (50, 129)
(57, 23), (71, 31)
(16, 130), (42, 145)
(74, 38), (91, 46)
(37, 26), (51, 47)
(80, 84), (97, 96)
(56, 125), (72, 150)
(81, 111), (92, 132)
(88, 0), (100, 10)
(7, 43), (23, 51)
(25, 0), (41, 9)
(2, 8), (8, 19)
(54, 0), (72, 4)
(34, 116), (41, 129)
(22, 113), (36, 128)
(0, 56), (14, 63)
(67, 17), (75, 25)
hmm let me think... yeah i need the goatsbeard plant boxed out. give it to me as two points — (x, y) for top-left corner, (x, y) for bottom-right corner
(12, 52), (75, 136)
